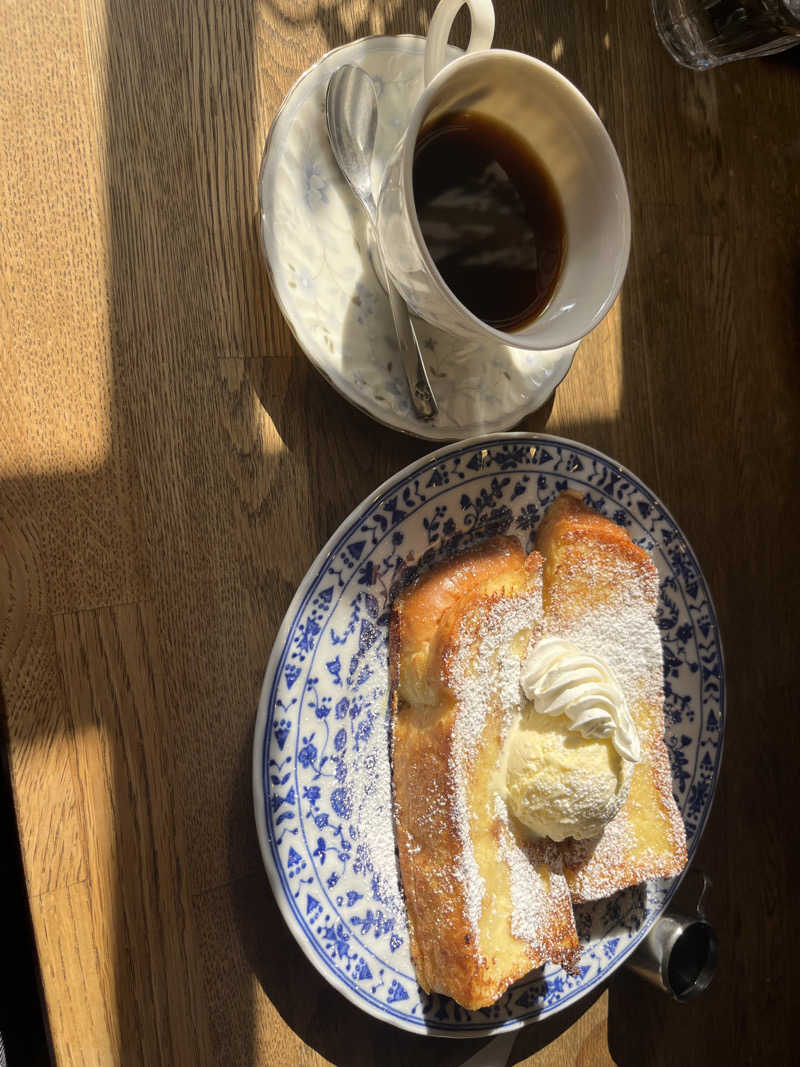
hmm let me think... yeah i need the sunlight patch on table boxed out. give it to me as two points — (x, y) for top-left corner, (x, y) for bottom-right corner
(551, 294), (624, 427)
(0, 0), (112, 477)
(248, 386), (288, 458)
(219, 357), (288, 460)
(0, 348), (112, 478)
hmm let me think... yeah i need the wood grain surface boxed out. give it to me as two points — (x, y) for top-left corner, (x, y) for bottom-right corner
(1, 0), (799, 1064)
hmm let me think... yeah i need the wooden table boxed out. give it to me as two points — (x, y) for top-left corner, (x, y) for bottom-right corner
(2, 1), (798, 1063)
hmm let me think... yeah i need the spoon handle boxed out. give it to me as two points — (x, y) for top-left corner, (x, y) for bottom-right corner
(385, 272), (438, 419)
(324, 63), (438, 421)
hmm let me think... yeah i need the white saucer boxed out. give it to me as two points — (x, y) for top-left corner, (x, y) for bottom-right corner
(258, 36), (579, 441)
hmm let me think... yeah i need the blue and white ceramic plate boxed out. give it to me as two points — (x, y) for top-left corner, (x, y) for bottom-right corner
(253, 434), (724, 1037)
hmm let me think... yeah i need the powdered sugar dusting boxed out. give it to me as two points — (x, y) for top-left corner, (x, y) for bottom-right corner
(386, 500), (687, 995)
(561, 808), (630, 900)
(347, 637), (407, 926)
(546, 527), (688, 900)
(494, 794), (546, 943)
(447, 588), (542, 945)
(549, 555), (663, 711)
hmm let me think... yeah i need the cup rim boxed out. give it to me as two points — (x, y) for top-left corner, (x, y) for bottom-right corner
(399, 47), (632, 351)
(660, 916), (718, 1001)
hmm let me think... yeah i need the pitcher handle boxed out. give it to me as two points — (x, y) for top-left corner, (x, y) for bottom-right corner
(693, 869), (712, 919)
(423, 0), (495, 87)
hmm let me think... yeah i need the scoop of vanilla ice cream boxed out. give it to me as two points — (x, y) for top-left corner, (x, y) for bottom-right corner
(505, 712), (633, 841)
(503, 636), (641, 841)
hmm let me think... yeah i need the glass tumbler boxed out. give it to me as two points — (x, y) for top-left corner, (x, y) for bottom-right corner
(652, 0), (800, 69)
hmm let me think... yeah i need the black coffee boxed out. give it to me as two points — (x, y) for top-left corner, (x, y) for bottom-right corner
(412, 110), (565, 332)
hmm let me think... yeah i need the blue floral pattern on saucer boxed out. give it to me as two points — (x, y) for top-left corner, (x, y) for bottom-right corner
(253, 434), (724, 1036)
(257, 36), (579, 441)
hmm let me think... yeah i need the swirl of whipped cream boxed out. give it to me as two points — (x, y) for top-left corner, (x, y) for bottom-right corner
(520, 636), (641, 763)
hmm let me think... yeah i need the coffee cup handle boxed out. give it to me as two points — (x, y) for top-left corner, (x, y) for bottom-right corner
(423, 0), (495, 86)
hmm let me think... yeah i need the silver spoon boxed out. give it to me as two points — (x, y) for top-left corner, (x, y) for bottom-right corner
(325, 64), (438, 420)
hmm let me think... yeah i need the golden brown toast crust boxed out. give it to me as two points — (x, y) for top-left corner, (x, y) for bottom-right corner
(389, 496), (688, 1008)
(390, 537), (578, 1009)
(535, 492), (687, 900)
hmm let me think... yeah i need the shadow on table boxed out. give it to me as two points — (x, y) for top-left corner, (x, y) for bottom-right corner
(95, 0), (639, 1063)
(0, 0), (627, 1056)
(0, 684), (51, 1067)
(15, 0), (800, 1062)
(607, 960), (733, 1067)
(235, 4), (750, 1066)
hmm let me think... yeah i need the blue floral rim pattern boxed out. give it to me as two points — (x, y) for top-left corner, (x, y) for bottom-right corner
(252, 433), (724, 1037)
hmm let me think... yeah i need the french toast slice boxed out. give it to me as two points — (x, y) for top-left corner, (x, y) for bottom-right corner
(390, 537), (578, 1010)
(535, 493), (688, 901)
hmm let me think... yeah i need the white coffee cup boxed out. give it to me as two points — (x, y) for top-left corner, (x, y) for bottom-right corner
(375, 0), (631, 351)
